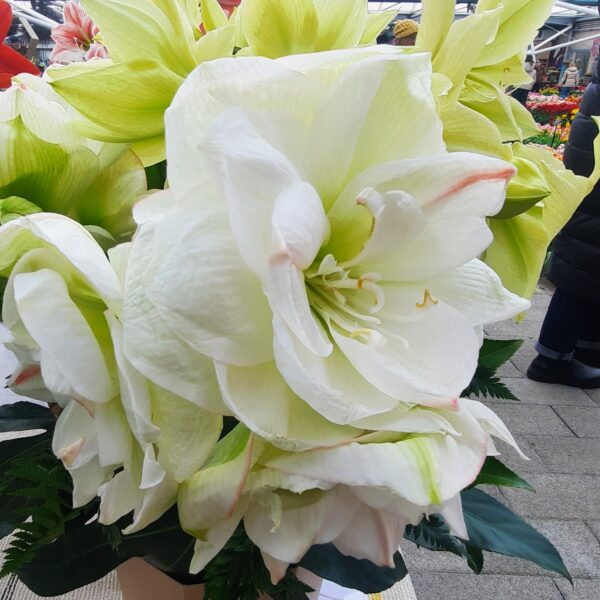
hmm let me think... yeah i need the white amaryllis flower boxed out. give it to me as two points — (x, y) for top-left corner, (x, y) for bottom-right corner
(0, 214), (222, 531)
(121, 48), (530, 578)
(124, 48), (529, 448)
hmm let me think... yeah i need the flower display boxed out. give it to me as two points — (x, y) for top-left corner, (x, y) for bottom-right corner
(50, 1), (108, 63)
(0, 0), (587, 596)
(0, 0), (40, 88)
(0, 73), (146, 240)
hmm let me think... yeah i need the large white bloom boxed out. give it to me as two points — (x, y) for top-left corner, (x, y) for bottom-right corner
(124, 48), (529, 447)
(121, 48), (530, 578)
(0, 214), (222, 531)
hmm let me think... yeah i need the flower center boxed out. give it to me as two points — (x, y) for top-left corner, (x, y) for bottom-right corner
(305, 254), (387, 348)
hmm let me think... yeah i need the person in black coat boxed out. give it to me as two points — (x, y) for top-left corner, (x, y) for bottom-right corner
(527, 60), (600, 387)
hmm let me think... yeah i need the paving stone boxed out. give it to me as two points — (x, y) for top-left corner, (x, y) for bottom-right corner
(553, 406), (600, 438)
(583, 388), (600, 407)
(482, 519), (600, 579)
(511, 353), (537, 376)
(498, 379), (595, 407)
(497, 360), (522, 378)
(554, 578), (600, 600)
(399, 540), (471, 575)
(500, 473), (600, 519)
(410, 573), (563, 600)
(493, 437), (548, 474)
(527, 436), (600, 475)
(486, 405), (573, 436)
(485, 317), (542, 339)
(587, 521), (600, 544)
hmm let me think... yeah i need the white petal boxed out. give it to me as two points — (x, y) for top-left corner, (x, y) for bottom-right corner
(245, 488), (358, 564)
(98, 469), (141, 525)
(150, 384), (222, 482)
(427, 259), (530, 326)
(123, 219), (225, 412)
(12, 270), (116, 403)
(332, 291), (480, 407)
(198, 111), (301, 279)
(273, 316), (396, 424)
(215, 361), (361, 451)
(95, 399), (133, 468)
(145, 200), (273, 365)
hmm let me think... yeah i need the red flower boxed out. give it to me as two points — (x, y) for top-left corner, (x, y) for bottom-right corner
(0, 0), (40, 88)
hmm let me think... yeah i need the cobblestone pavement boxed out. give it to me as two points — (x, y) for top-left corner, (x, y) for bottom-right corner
(1, 281), (598, 600)
(402, 280), (600, 599)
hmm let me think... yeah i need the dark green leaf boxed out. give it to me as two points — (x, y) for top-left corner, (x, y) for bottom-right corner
(15, 507), (198, 596)
(464, 543), (484, 574)
(473, 457), (535, 492)
(461, 488), (571, 582)
(463, 366), (519, 400)
(404, 514), (466, 559)
(299, 543), (408, 594)
(478, 339), (523, 372)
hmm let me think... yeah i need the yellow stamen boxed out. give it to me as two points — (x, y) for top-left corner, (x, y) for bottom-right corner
(416, 289), (439, 309)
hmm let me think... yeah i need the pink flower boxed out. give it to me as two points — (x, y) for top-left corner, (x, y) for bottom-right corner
(50, 1), (107, 63)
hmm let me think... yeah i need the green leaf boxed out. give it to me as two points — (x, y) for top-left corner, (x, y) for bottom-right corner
(463, 366), (519, 401)
(478, 339), (523, 372)
(461, 488), (571, 581)
(404, 514), (468, 559)
(473, 457), (535, 492)
(0, 402), (55, 433)
(299, 543), (408, 594)
(16, 506), (198, 595)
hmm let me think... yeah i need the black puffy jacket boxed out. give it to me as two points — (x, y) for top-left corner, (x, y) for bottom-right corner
(548, 65), (600, 301)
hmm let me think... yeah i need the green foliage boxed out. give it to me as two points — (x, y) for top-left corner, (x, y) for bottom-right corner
(463, 339), (523, 400)
(461, 488), (571, 582)
(478, 339), (523, 372)
(0, 435), (84, 577)
(463, 366), (518, 400)
(204, 525), (313, 600)
(404, 515), (483, 574)
(299, 542), (408, 594)
(473, 456), (535, 492)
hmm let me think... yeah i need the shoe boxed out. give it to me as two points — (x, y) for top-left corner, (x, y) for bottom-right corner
(574, 347), (600, 368)
(526, 355), (600, 388)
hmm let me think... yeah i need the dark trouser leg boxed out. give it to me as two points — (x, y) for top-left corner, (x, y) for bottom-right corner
(536, 288), (590, 360)
(528, 288), (600, 387)
(512, 88), (529, 105)
(574, 300), (600, 366)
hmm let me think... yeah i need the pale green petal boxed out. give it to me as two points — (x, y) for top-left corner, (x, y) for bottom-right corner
(215, 361), (361, 451)
(415, 0), (454, 58)
(432, 8), (501, 100)
(483, 209), (550, 299)
(191, 25), (235, 63)
(150, 384), (222, 482)
(240, 0), (318, 58)
(359, 10), (398, 45)
(200, 0), (229, 31)
(178, 425), (254, 536)
(443, 102), (511, 160)
(82, 0), (197, 76)
(313, 0), (366, 51)
(476, 0), (554, 67)
(189, 504), (246, 574)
